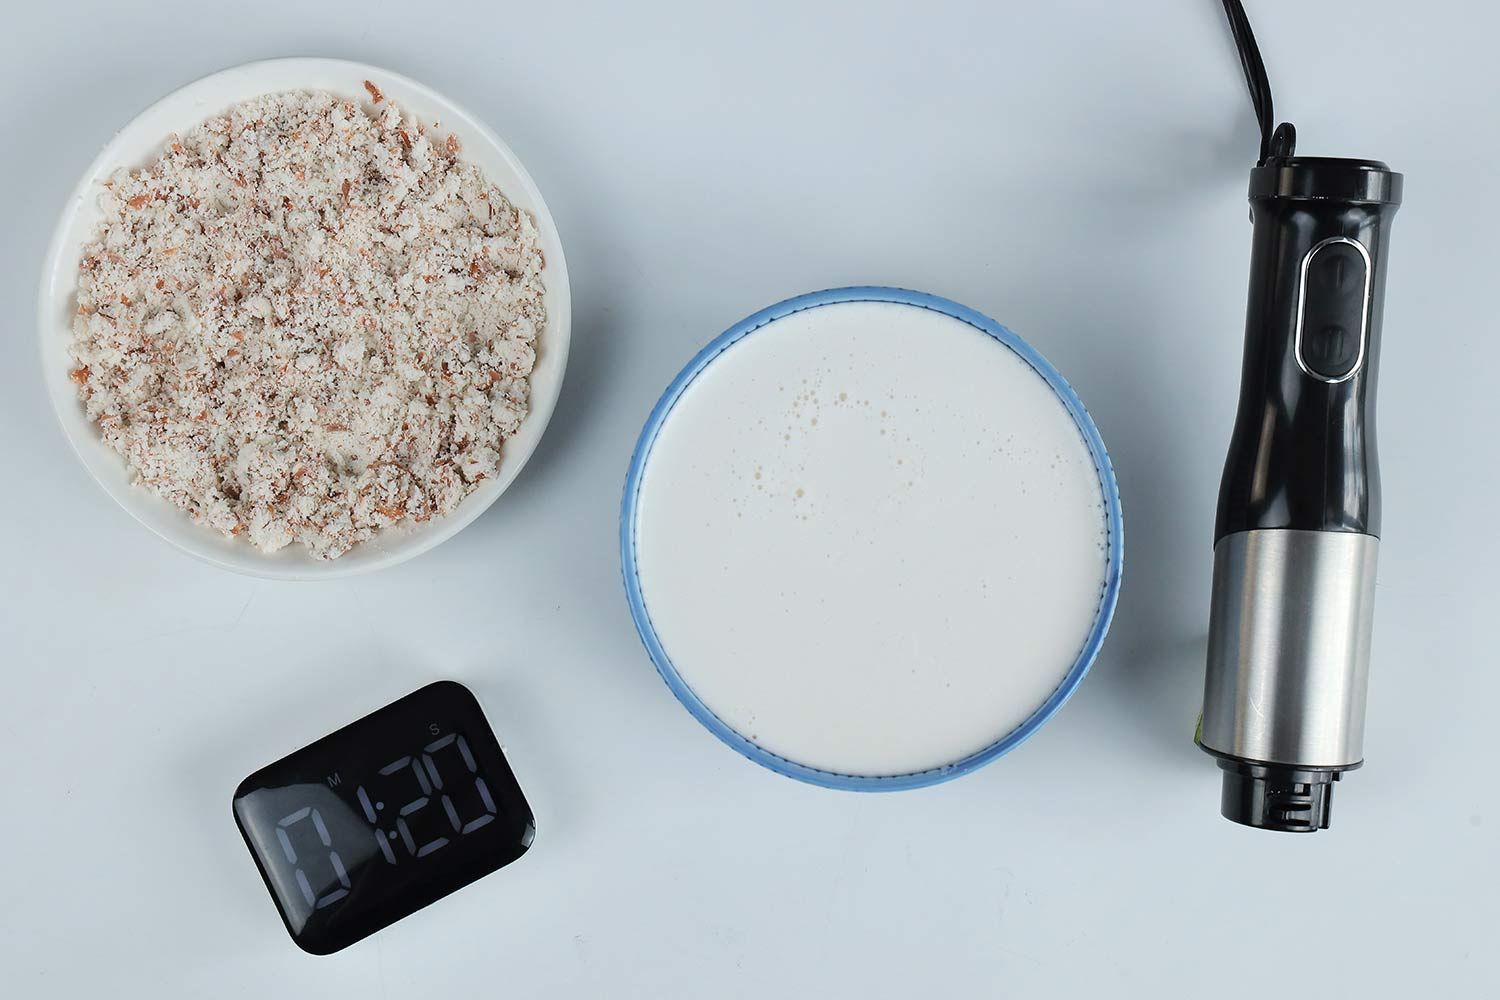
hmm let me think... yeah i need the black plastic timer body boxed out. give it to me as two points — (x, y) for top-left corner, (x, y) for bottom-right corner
(233, 681), (535, 954)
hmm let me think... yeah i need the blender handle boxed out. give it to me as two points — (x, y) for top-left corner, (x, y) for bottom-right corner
(1214, 170), (1401, 545)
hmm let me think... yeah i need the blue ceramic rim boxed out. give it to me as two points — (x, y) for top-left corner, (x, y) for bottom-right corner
(619, 287), (1124, 791)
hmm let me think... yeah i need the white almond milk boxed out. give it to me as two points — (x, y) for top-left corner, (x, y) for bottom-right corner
(631, 300), (1111, 777)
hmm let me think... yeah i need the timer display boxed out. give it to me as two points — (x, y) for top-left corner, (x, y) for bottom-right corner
(232, 681), (534, 954)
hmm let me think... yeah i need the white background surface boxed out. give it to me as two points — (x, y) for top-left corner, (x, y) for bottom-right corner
(1, 1), (1495, 996)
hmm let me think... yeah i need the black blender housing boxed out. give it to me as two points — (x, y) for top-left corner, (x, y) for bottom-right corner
(1201, 2), (1402, 832)
(1217, 154), (1402, 548)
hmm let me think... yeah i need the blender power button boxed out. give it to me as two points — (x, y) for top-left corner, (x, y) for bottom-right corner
(1295, 237), (1372, 382)
(1304, 323), (1356, 376)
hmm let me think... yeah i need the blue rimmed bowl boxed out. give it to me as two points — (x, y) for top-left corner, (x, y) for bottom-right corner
(620, 287), (1122, 790)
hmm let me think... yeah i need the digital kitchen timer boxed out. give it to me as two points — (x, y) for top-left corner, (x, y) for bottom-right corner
(232, 681), (535, 954)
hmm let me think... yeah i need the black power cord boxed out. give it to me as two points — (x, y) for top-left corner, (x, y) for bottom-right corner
(1220, 0), (1296, 163)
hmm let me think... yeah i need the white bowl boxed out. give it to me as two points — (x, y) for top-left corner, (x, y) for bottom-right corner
(37, 58), (571, 579)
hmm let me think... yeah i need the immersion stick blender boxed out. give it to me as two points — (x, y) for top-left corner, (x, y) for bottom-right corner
(1197, 1), (1403, 832)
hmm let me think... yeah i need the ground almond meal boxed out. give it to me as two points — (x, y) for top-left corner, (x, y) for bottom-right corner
(70, 86), (545, 559)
